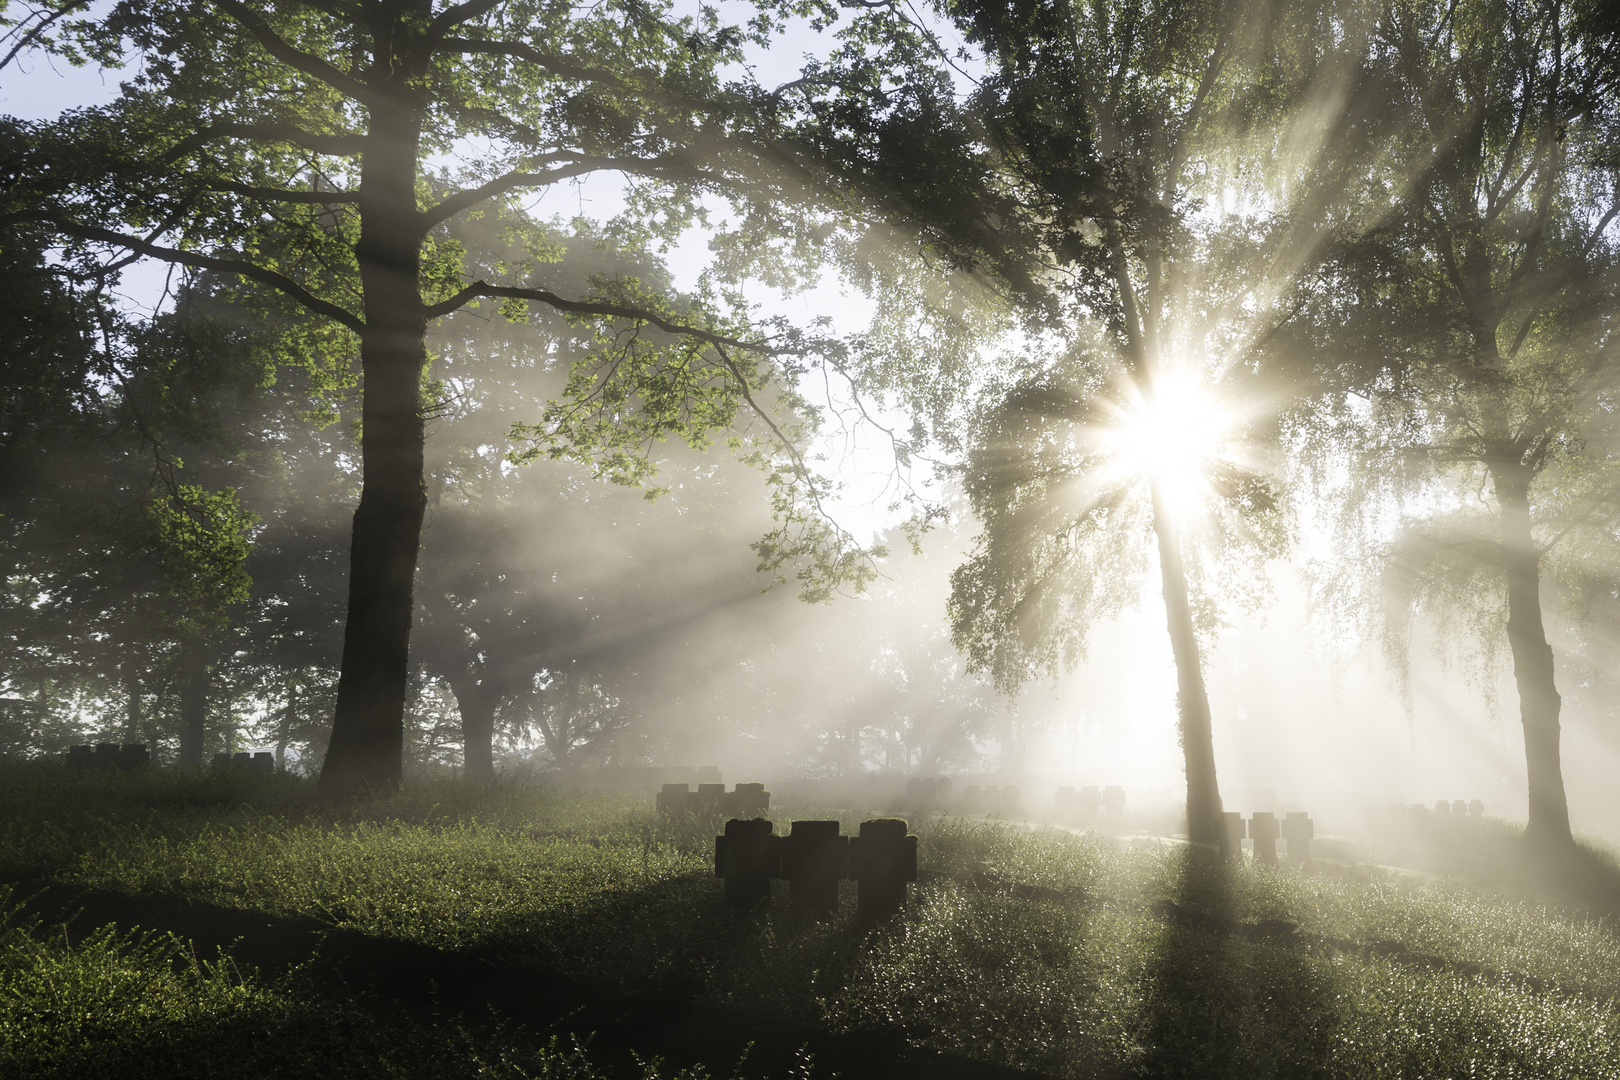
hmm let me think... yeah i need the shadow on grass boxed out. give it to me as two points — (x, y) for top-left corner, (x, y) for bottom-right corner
(1136, 847), (1340, 1080)
(13, 869), (1054, 1080)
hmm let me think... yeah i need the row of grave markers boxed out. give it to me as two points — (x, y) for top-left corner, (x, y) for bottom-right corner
(657, 782), (771, 818)
(65, 743), (149, 771)
(715, 817), (919, 919)
(1219, 811), (1314, 865)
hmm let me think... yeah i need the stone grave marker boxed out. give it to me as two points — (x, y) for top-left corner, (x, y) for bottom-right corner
(92, 744), (121, 769)
(694, 782), (727, 815)
(848, 818), (918, 920)
(1102, 786), (1126, 816)
(119, 744), (150, 770)
(781, 820), (847, 917)
(65, 745), (93, 771)
(1469, 799), (1484, 818)
(714, 817), (780, 904)
(1249, 812), (1279, 866)
(727, 782), (770, 818)
(1079, 786), (1102, 815)
(656, 783), (690, 814)
(1282, 812), (1314, 865)
(1219, 811), (1245, 858)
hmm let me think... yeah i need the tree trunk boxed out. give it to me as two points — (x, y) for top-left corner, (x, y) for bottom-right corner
(317, 96), (428, 800)
(1492, 465), (1573, 847)
(1150, 481), (1223, 846)
(275, 682), (297, 771)
(178, 639), (210, 767)
(447, 674), (499, 784)
(122, 654), (142, 742)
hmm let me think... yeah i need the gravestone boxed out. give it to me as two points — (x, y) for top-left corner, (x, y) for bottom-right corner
(848, 818), (918, 920)
(1219, 811), (1245, 858)
(727, 782), (771, 818)
(92, 744), (121, 769)
(1451, 800), (1467, 817)
(1055, 786), (1077, 811)
(1079, 786), (1102, 815)
(212, 752), (233, 770)
(1434, 800), (1451, 817)
(1468, 799), (1484, 818)
(250, 751), (274, 774)
(656, 783), (691, 814)
(65, 745), (93, 771)
(781, 820), (848, 917)
(1102, 786), (1126, 816)
(1282, 812), (1314, 865)
(714, 817), (780, 905)
(119, 744), (150, 770)
(695, 782), (727, 815)
(1249, 812), (1279, 866)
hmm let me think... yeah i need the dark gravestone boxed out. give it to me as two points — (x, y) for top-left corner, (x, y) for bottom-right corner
(728, 782), (770, 818)
(1219, 811), (1245, 859)
(251, 751), (274, 774)
(92, 744), (121, 769)
(1249, 812), (1279, 866)
(66, 745), (93, 771)
(714, 818), (780, 905)
(1102, 786), (1126, 816)
(781, 820), (848, 918)
(119, 744), (150, 771)
(694, 782), (727, 815)
(212, 752), (233, 771)
(656, 783), (690, 815)
(232, 752), (252, 770)
(1282, 812), (1314, 866)
(848, 818), (918, 920)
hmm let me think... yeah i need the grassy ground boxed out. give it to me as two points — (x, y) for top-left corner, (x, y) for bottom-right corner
(2, 766), (1617, 1079)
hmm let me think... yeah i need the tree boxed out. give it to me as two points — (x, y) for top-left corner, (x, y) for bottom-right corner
(1289, 0), (1620, 847)
(797, 0), (1319, 843)
(5, 0), (869, 796)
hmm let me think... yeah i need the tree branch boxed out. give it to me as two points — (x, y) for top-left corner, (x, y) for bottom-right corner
(9, 215), (366, 333)
(419, 153), (719, 226)
(205, 178), (361, 204)
(163, 121), (367, 163)
(424, 281), (777, 352)
(212, 0), (380, 106)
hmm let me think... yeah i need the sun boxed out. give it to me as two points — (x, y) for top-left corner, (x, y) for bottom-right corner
(1102, 371), (1235, 518)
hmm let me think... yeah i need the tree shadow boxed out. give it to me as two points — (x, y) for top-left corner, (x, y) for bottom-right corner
(1135, 846), (1340, 1080)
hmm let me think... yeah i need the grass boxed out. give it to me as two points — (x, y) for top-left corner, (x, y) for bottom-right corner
(2, 764), (1618, 1079)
